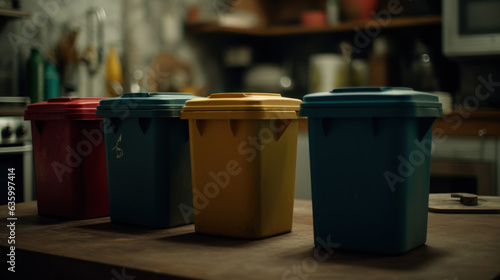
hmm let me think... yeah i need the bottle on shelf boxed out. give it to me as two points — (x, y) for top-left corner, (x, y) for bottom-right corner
(369, 37), (389, 87)
(105, 46), (123, 97)
(44, 61), (60, 100)
(27, 47), (44, 103)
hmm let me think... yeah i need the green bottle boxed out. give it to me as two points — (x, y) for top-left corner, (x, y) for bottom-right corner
(44, 61), (60, 100)
(27, 47), (44, 103)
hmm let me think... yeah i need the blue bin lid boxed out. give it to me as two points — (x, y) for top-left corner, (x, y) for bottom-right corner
(96, 92), (199, 118)
(300, 87), (443, 118)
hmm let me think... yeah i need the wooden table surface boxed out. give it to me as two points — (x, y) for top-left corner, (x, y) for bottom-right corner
(1, 200), (500, 280)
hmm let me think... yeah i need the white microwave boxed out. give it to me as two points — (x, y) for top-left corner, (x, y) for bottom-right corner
(443, 0), (500, 56)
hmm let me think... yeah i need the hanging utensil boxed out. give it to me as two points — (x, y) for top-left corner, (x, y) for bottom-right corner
(83, 7), (106, 75)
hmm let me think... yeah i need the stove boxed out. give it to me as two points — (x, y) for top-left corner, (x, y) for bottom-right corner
(0, 96), (30, 140)
(0, 116), (30, 146)
(0, 96), (34, 204)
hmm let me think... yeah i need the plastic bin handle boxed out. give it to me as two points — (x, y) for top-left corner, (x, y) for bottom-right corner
(329, 87), (413, 93)
(121, 92), (153, 98)
(48, 97), (77, 102)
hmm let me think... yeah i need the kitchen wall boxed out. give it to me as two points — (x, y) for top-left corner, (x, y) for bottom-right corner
(1, 0), (207, 98)
(1, 0), (121, 97)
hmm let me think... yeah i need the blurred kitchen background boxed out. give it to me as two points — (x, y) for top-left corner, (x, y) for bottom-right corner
(1, 0), (500, 203)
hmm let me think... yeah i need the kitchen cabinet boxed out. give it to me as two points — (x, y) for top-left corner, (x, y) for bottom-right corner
(431, 110), (500, 196)
(2, 200), (499, 279)
(190, 3), (495, 197)
(187, 14), (446, 98)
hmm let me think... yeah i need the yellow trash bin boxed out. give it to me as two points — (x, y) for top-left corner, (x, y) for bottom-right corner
(181, 93), (301, 239)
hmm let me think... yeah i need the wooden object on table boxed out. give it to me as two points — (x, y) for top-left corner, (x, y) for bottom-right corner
(451, 192), (478, 206)
(429, 193), (500, 213)
(1, 200), (499, 279)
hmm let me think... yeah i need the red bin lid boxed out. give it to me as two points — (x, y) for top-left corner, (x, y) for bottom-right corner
(24, 97), (106, 121)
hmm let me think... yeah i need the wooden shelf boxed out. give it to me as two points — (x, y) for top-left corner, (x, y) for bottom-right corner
(187, 15), (441, 36)
(0, 8), (30, 18)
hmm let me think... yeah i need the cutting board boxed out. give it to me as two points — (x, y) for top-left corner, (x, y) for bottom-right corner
(429, 193), (500, 214)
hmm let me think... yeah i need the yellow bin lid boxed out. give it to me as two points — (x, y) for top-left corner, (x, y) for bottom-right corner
(181, 93), (301, 120)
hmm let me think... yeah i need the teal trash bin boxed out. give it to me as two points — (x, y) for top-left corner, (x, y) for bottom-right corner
(300, 87), (442, 254)
(96, 92), (198, 228)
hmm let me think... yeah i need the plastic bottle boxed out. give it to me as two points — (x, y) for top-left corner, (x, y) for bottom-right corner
(27, 48), (44, 103)
(369, 37), (389, 86)
(44, 61), (60, 100)
(326, 0), (340, 25)
(105, 46), (123, 97)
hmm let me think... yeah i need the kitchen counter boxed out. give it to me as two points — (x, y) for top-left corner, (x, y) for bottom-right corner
(433, 110), (500, 137)
(1, 200), (499, 279)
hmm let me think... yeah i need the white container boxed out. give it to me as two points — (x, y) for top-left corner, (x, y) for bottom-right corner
(309, 54), (349, 92)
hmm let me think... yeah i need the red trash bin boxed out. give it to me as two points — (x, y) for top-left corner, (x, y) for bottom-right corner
(25, 97), (109, 219)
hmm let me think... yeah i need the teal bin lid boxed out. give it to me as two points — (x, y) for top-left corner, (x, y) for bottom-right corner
(96, 92), (198, 118)
(300, 87), (443, 118)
